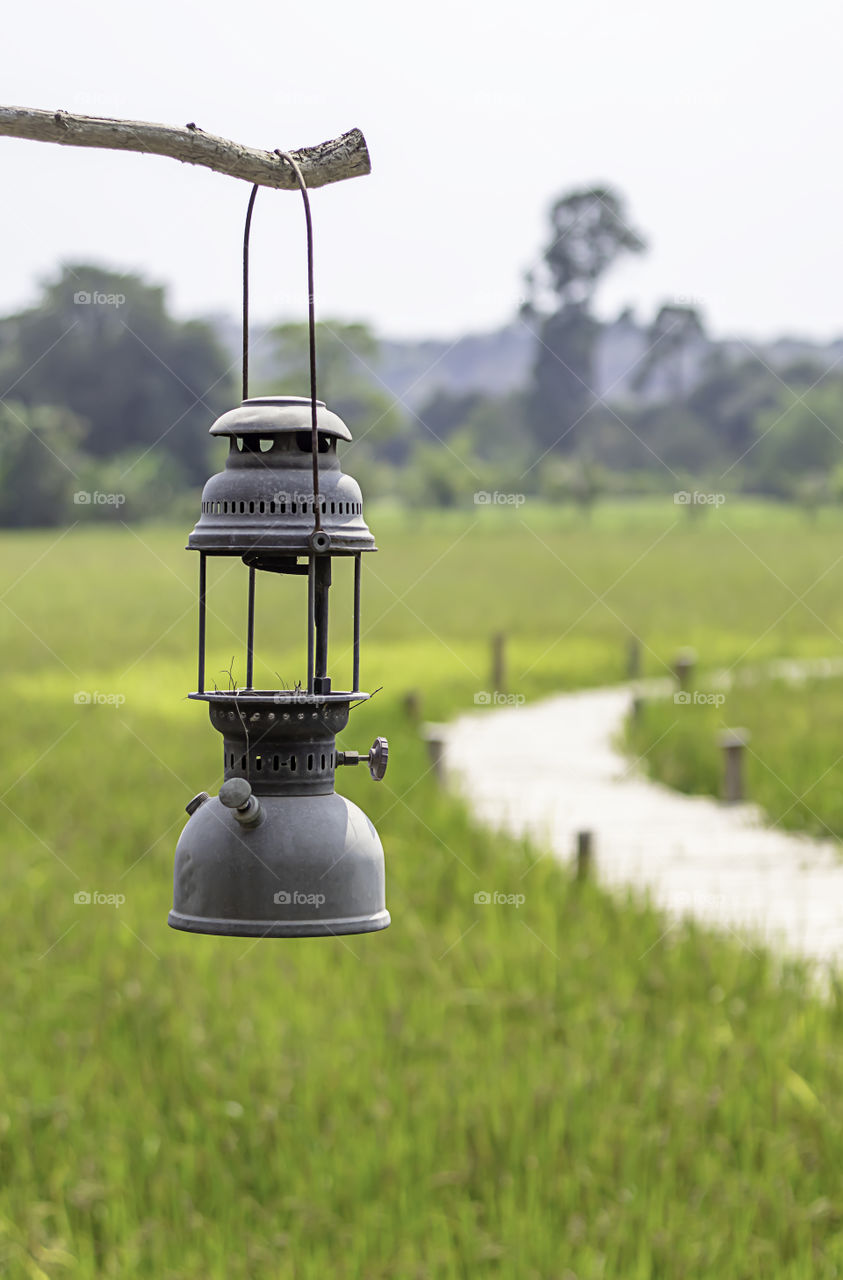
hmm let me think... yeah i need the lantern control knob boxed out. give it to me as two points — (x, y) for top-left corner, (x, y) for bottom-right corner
(368, 737), (389, 782)
(185, 791), (210, 816)
(219, 777), (262, 826)
(336, 737), (389, 781)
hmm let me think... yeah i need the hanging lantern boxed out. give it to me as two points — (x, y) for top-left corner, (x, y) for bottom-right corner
(168, 156), (390, 938)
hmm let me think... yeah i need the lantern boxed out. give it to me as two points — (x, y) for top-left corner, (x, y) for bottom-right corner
(168, 159), (390, 938)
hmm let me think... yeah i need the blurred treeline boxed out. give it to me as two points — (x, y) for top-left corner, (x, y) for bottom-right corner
(2, 184), (842, 526)
(0, 265), (233, 527)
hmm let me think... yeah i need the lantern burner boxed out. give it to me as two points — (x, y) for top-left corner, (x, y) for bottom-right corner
(204, 692), (355, 796)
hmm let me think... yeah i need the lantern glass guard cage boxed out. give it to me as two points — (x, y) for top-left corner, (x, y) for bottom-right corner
(191, 394), (373, 711)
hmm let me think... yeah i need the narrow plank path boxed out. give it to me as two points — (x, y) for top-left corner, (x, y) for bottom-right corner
(441, 682), (843, 969)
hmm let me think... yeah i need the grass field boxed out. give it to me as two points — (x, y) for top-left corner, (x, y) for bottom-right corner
(627, 672), (843, 841)
(3, 500), (843, 1277)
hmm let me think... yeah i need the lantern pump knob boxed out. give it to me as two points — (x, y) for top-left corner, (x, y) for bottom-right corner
(219, 777), (262, 826)
(368, 737), (389, 782)
(336, 737), (389, 781)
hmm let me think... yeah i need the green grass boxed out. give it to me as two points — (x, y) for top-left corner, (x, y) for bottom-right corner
(3, 501), (843, 1276)
(627, 673), (843, 841)
(6, 496), (843, 714)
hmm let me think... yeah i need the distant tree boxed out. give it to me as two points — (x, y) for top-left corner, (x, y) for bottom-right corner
(528, 188), (647, 311)
(688, 350), (825, 464)
(271, 319), (377, 395)
(525, 304), (599, 452)
(524, 186), (646, 455)
(415, 390), (486, 442)
(624, 403), (719, 474)
(0, 402), (84, 527)
(73, 449), (192, 522)
(267, 319), (407, 459)
(0, 264), (234, 482)
(632, 304), (707, 400)
(752, 381), (843, 493)
(794, 472), (831, 520)
(405, 440), (472, 508)
(448, 393), (530, 466)
(539, 456), (608, 519)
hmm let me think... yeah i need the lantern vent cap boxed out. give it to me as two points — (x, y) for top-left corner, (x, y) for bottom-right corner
(209, 396), (352, 441)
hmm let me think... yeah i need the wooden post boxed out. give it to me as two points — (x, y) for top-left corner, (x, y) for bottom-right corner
(491, 632), (507, 694)
(717, 728), (750, 804)
(576, 831), (593, 881)
(403, 690), (422, 723)
(422, 724), (447, 784)
(630, 694), (644, 726)
(626, 636), (642, 680)
(674, 647), (697, 691)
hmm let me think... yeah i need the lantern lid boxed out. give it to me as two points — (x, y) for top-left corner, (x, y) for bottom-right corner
(189, 394), (375, 556)
(209, 396), (352, 441)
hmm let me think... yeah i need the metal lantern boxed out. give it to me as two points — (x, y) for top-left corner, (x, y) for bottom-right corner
(168, 158), (390, 939)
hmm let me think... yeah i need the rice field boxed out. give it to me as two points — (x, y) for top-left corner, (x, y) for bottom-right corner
(3, 500), (843, 1277)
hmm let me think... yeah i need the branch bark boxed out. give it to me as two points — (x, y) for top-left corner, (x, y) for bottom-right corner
(0, 106), (371, 190)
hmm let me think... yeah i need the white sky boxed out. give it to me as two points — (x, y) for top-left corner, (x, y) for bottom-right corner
(0, 0), (841, 342)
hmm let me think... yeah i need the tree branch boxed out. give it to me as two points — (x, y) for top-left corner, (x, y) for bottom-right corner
(0, 106), (371, 190)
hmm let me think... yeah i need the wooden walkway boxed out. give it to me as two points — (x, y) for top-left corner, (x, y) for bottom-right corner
(442, 683), (843, 971)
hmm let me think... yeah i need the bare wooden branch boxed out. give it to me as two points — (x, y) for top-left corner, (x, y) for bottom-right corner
(0, 106), (371, 190)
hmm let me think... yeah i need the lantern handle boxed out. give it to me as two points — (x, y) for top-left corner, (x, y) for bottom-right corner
(242, 153), (322, 534)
